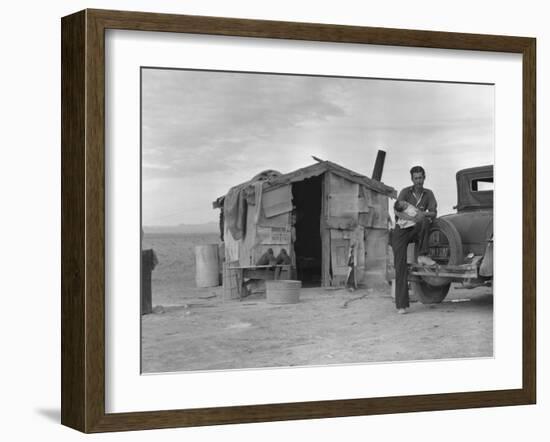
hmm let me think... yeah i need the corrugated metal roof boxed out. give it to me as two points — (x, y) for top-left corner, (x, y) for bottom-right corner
(213, 160), (396, 208)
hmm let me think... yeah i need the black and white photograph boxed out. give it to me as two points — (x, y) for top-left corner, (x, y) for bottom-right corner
(140, 68), (494, 374)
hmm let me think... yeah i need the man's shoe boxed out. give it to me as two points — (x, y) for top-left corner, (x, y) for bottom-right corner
(418, 255), (436, 266)
(397, 308), (407, 314)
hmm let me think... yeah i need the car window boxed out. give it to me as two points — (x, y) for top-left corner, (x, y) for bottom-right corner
(471, 177), (493, 192)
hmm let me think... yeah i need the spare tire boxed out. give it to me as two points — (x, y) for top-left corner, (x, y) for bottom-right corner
(413, 218), (464, 304)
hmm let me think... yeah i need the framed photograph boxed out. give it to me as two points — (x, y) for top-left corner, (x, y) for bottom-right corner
(61, 9), (536, 433)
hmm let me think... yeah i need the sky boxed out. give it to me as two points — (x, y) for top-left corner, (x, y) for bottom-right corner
(141, 68), (494, 226)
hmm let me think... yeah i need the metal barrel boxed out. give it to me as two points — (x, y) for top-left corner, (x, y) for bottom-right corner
(195, 244), (220, 287)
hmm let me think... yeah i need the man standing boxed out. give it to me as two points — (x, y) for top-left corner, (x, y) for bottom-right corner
(392, 166), (438, 314)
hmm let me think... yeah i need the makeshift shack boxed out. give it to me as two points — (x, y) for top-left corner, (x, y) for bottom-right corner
(212, 160), (396, 289)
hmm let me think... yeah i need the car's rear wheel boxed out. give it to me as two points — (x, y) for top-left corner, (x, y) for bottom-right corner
(412, 281), (451, 304)
(413, 218), (463, 304)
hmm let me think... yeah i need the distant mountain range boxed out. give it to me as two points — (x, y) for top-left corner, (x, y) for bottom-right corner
(143, 222), (219, 234)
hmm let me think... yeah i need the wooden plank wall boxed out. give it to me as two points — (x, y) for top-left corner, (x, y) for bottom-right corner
(253, 185), (292, 264)
(363, 228), (390, 289)
(329, 230), (351, 286)
(323, 172), (390, 288)
(321, 174), (331, 287)
(359, 187), (390, 288)
(223, 185), (293, 267)
(326, 173), (359, 229)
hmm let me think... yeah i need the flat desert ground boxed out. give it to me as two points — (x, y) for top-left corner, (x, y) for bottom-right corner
(141, 232), (493, 373)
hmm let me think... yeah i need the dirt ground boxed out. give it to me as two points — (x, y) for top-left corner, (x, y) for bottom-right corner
(141, 283), (493, 373)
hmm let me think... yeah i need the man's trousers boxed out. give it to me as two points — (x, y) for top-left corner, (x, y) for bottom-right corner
(391, 218), (431, 309)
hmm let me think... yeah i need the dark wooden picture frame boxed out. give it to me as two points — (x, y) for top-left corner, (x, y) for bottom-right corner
(61, 9), (536, 433)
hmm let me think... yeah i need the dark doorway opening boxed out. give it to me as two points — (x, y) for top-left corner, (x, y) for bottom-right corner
(292, 176), (322, 287)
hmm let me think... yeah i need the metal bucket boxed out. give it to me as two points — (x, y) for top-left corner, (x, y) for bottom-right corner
(266, 280), (301, 304)
(195, 244), (219, 288)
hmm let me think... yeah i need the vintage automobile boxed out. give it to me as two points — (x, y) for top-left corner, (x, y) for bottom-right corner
(410, 165), (494, 304)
